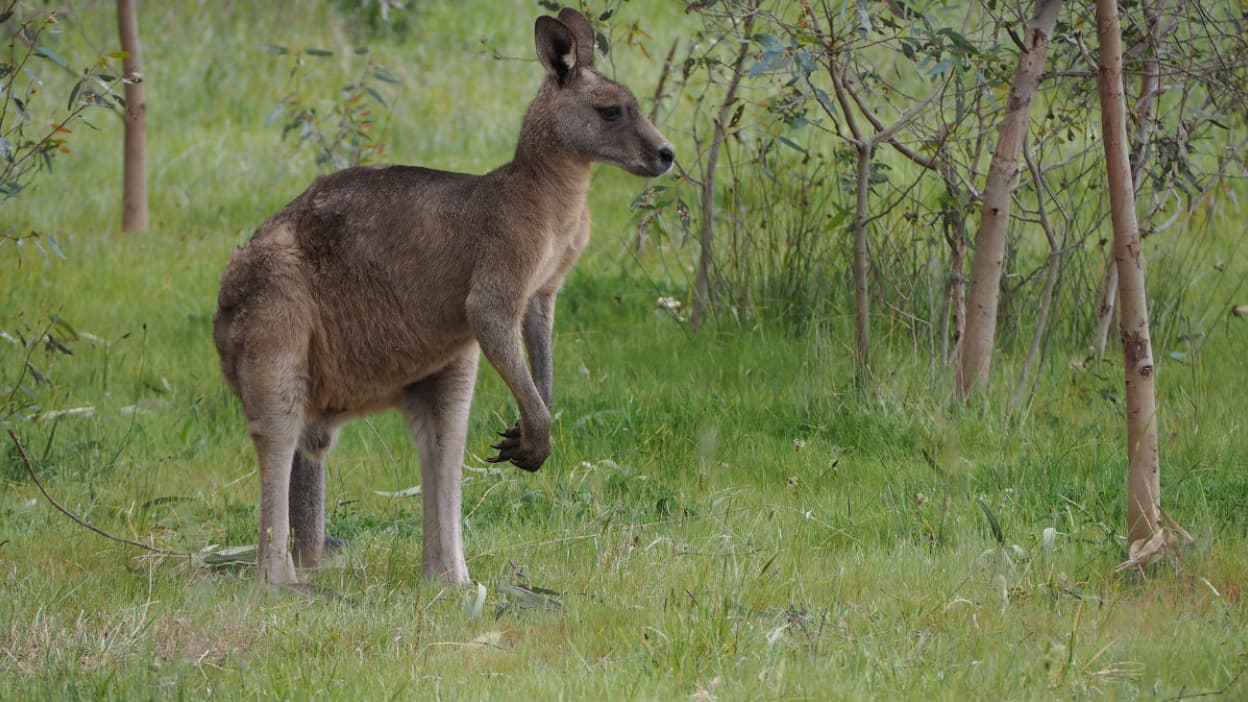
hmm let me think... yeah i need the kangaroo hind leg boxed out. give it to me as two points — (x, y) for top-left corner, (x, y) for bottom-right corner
(238, 352), (307, 587)
(401, 347), (479, 585)
(290, 418), (342, 568)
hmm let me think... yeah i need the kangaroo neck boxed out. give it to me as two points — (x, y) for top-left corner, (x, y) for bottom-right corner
(509, 136), (592, 204)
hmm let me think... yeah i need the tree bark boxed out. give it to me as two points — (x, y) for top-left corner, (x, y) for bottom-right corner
(1095, 0), (1161, 549)
(955, 0), (1062, 401)
(1093, 0), (1165, 363)
(117, 0), (147, 232)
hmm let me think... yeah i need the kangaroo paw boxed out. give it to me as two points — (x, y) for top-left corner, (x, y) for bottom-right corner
(489, 421), (522, 452)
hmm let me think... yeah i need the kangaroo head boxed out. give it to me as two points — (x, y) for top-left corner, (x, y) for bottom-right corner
(530, 8), (674, 178)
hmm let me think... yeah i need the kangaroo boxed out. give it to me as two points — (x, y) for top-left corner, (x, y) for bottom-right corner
(212, 7), (674, 587)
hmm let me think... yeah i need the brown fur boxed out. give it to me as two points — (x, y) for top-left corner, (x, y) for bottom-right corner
(213, 8), (673, 586)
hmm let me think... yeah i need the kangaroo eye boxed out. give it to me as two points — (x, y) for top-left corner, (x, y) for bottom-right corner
(596, 105), (623, 122)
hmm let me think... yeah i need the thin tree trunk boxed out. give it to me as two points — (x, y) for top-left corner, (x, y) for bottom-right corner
(852, 143), (873, 381)
(690, 12), (753, 330)
(117, 0), (147, 232)
(1093, 0), (1164, 363)
(955, 0), (1062, 402)
(940, 157), (969, 367)
(949, 234), (967, 365)
(1092, 261), (1118, 361)
(800, 0), (945, 383)
(1096, 0), (1161, 551)
(1013, 146), (1064, 407)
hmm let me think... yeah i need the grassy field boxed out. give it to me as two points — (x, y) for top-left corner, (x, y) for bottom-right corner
(3, 1), (1247, 699)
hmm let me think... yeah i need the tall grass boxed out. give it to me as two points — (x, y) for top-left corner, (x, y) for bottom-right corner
(2, 2), (1246, 700)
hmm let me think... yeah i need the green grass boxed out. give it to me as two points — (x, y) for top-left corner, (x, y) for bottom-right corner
(3, 2), (1248, 700)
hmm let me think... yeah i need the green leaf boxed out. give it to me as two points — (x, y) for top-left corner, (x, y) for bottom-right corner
(50, 314), (76, 339)
(363, 85), (387, 107)
(777, 136), (807, 154)
(753, 33), (783, 51)
(305, 48), (333, 57)
(372, 68), (400, 84)
(794, 49), (815, 74)
(813, 88), (837, 118)
(26, 362), (50, 386)
(976, 498), (1005, 546)
(34, 47), (69, 69)
(67, 79), (82, 110)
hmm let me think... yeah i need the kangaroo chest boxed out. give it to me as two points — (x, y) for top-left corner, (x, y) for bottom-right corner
(533, 204), (591, 294)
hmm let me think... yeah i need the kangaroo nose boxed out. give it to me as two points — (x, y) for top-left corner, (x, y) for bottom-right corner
(658, 146), (675, 168)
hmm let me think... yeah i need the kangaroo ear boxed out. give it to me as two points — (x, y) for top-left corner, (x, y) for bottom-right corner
(535, 15), (579, 84)
(556, 8), (596, 69)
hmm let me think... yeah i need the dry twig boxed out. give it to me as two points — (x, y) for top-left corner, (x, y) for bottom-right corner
(7, 429), (191, 558)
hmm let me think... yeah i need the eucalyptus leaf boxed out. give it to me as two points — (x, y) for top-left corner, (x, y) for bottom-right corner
(200, 544), (257, 567)
(34, 47), (68, 69)
(374, 485), (422, 497)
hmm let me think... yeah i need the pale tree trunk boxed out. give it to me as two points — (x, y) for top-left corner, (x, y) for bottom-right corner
(117, 0), (147, 232)
(1096, 0), (1190, 567)
(1093, 0), (1165, 363)
(955, 0), (1062, 402)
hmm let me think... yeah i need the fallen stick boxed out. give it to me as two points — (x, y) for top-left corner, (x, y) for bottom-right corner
(7, 429), (189, 558)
